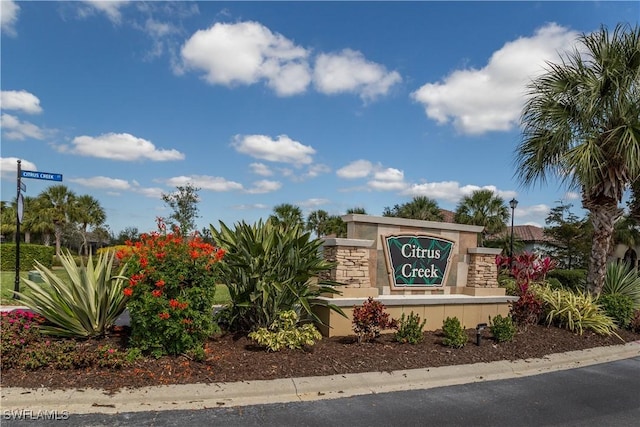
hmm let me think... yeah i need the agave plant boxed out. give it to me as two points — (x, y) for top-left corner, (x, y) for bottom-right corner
(211, 219), (345, 331)
(17, 250), (129, 338)
(602, 262), (640, 310)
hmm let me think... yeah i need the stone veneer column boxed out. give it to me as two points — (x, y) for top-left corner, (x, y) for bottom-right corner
(464, 247), (504, 295)
(321, 238), (377, 297)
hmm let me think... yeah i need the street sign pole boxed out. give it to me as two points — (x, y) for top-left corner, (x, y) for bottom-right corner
(14, 160), (22, 300)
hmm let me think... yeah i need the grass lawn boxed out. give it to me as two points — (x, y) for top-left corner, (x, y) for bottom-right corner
(0, 271), (231, 306)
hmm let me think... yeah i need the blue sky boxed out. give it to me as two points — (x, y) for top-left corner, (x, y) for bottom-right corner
(1, 1), (639, 235)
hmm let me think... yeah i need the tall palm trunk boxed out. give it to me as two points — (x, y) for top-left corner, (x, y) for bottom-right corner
(585, 198), (622, 293)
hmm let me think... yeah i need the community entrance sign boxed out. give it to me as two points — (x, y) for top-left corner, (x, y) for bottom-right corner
(383, 234), (455, 288)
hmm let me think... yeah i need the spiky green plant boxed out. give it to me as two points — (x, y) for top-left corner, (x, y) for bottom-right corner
(210, 219), (345, 331)
(17, 250), (128, 338)
(602, 262), (640, 310)
(536, 285), (617, 336)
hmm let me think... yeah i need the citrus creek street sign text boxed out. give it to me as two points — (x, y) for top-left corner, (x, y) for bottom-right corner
(20, 170), (63, 182)
(383, 235), (455, 288)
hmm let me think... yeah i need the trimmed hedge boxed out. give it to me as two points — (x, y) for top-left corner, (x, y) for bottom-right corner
(547, 269), (587, 291)
(0, 244), (54, 271)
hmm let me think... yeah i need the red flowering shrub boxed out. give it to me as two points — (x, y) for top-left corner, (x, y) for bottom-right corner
(117, 218), (224, 356)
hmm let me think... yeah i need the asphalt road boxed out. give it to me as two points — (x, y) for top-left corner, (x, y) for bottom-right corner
(5, 356), (640, 427)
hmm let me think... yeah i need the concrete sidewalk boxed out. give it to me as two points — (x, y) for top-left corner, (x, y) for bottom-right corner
(2, 341), (639, 415)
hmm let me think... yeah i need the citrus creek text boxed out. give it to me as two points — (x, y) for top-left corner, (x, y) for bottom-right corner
(400, 244), (441, 278)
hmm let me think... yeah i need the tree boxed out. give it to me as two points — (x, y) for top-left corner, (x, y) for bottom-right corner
(383, 196), (443, 221)
(515, 24), (640, 293)
(454, 189), (509, 246)
(306, 209), (330, 237)
(543, 202), (591, 269)
(629, 178), (640, 223)
(114, 226), (139, 245)
(161, 184), (200, 236)
(269, 203), (304, 230)
(346, 207), (367, 214)
(37, 185), (77, 258)
(75, 195), (106, 256)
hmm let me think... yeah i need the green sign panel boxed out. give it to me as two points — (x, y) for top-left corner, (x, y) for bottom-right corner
(383, 234), (455, 288)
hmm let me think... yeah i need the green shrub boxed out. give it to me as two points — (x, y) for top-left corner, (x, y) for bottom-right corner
(395, 311), (426, 344)
(498, 276), (518, 296)
(248, 310), (322, 352)
(598, 293), (634, 329)
(442, 316), (467, 348)
(211, 219), (344, 332)
(545, 277), (563, 290)
(546, 269), (587, 291)
(16, 250), (129, 338)
(536, 285), (616, 336)
(630, 310), (640, 333)
(0, 244), (54, 270)
(489, 314), (516, 343)
(602, 262), (640, 310)
(352, 297), (396, 343)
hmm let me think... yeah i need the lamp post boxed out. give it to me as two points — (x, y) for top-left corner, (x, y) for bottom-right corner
(509, 198), (518, 265)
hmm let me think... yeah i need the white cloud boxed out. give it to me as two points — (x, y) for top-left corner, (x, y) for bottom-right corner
(144, 18), (178, 38)
(298, 198), (330, 208)
(246, 179), (282, 194)
(403, 181), (516, 203)
(65, 133), (185, 161)
(133, 186), (165, 199)
(411, 23), (579, 134)
(515, 204), (550, 220)
(0, 157), (37, 179)
(67, 176), (131, 190)
(1, 0), (19, 36)
(337, 159), (374, 179)
(0, 114), (45, 140)
(313, 49), (402, 101)
(249, 162), (273, 176)
(233, 203), (269, 210)
(80, 1), (130, 24)
(165, 175), (243, 192)
(1, 90), (41, 114)
(369, 168), (407, 191)
(305, 163), (331, 179)
(564, 192), (580, 201)
(181, 21), (311, 96)
(232, 134), (315, 166)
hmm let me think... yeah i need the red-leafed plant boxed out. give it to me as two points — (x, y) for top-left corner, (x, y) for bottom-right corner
(496, 252), (555, 327)
(352, 297), (397, 343)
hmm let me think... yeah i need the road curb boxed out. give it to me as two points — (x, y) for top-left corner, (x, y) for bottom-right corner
(2, 341), (639, 415)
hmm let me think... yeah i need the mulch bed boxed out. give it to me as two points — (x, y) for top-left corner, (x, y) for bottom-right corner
(2, 325), (638, 392)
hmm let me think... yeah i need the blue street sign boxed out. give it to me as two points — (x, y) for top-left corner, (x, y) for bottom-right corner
(21, 170), (63, 182)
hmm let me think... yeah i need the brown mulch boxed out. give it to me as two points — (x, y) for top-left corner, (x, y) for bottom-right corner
(2, 326), (639, 392)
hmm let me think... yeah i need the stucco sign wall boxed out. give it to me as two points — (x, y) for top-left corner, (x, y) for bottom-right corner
(382, 234), (455, 288)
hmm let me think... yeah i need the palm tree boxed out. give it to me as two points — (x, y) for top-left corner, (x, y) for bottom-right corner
(346, 207), (368, 215)
(306, 209), (330, 237)
(75, 195), (107, 256)
(37, 185), (77, 258)
(454, 189), (509, 246)
(515, 24), (640, 293)
(27, 196), (55, 246)
(269, 203), (304, 230)
(383, 196), (443, 221)
(1, 201), (16, 241)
